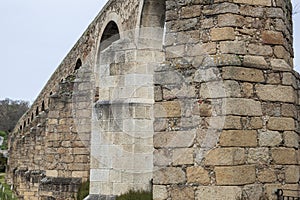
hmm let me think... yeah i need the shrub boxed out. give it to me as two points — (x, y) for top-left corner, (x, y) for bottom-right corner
(0, 174), (17, 200)
(116, 190), (152, 200)
(77, 181), (89, 200)
(0, 131), (8, 150)
(0, 154), (7, 173)
(0, 131), (7, 175)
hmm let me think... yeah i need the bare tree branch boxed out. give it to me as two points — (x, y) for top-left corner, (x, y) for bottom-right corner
(293, 3), (300, 15)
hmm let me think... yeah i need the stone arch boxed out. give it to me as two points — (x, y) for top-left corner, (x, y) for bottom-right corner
(95, 13), (123, 73)
(94, 15), (122, 87)
(138, 0), (166, 49)
(99, 21), (120, 51)
(140, 0), (166, 28)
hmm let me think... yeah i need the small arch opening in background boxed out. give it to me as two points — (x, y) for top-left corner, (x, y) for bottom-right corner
(140, 0), (166, 28)
(31, 113), (34, 121)
(74, 58), (82, 71)
(48, 92), (53, 107)
(36, 107), (39, 116)
(24, 121), (26, 128)
(100, 21), (120, 51)
(27, 118), (30, 124)
(20, 125), (22, 131)
(42, 101), (45, 111)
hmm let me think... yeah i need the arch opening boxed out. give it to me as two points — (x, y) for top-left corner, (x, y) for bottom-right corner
(74, 58), (82, 71)
(41, 101), (45, 111)
(139, 0), (166, 48)
(100, 21), (120, 51)
(36, 107), (39, 116)
(48, 92), (53, 107)
(140, 0), (166, 28)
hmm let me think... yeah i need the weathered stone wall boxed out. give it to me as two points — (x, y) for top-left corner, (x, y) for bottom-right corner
(153, 0), (299, 199)
(8, 69), (93, 200)
(8, 0), (299, 199)
(8, 0), (142, 199)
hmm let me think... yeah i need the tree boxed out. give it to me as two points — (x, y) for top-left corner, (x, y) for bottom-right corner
(0, 98), (30, 132)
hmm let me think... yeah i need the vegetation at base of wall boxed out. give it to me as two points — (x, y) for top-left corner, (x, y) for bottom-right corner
(0, 173), (17, 200)
(116, 190), (152, 200)
(0, 154), (7, 173)
(0, 131), (8, 150)
(77, 181), (89, 200)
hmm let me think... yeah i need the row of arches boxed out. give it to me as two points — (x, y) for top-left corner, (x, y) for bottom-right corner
(19, 57), (84, 132)
(18, 0), (166, 132)
(19, 19), (121, 131)
(19, 100), (45, 131)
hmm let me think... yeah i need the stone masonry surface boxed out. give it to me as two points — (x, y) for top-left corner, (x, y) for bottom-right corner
(8, 0), (300, 199)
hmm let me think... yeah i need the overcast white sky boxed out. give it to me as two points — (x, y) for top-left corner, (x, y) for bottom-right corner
(0, 0), (299, 102)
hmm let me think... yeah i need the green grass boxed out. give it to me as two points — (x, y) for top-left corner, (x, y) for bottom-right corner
(0, 173), (17, 200)
(116, 190), (152, 200)
(77, 181), (89, 200)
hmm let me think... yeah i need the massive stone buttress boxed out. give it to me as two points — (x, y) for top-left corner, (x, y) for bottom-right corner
(8, 0), (299, 199)
(153, 0), (299, 199)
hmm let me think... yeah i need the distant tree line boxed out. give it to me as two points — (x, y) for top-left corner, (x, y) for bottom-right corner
(0, 99), (29, 132)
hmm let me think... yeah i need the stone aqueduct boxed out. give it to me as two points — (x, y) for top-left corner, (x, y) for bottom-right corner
(8, 0), (300, 199)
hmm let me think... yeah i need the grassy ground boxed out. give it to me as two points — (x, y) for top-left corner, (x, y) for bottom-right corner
(77, 181), (89, 200)
(0, 173), (18, 200)
(116, 190), (152, 200)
